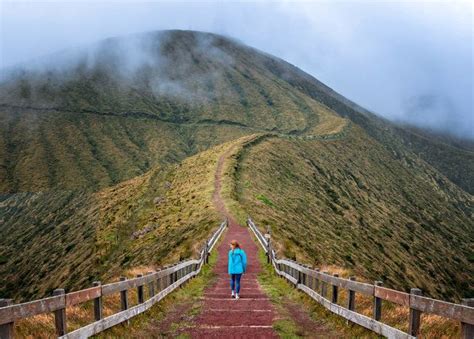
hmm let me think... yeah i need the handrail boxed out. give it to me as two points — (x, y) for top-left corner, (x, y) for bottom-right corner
(248, 217), (474, 338)
(0, 219), (228, 338)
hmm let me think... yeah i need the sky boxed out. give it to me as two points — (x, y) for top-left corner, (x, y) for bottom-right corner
(1, 0), (472, 138)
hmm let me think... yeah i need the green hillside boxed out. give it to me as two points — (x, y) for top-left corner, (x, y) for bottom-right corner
(0, 137), (252, 300)
(232, 126), (473, 301)
(0, 30), (472, 305)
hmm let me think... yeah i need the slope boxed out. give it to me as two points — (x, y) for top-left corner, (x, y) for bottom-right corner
(0, 137), (252, 301)
(232, 125), (473, 301)
(0, 30), (346, 193)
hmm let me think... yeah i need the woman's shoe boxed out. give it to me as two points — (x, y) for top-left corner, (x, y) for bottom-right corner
(231, 291), (235, 298)
(235, 294), (240, 300)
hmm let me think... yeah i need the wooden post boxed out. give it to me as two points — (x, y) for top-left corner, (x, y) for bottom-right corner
(461, 299), (474, 339)
(348, 277), (356, 311)
(53, 289), (67, 336)
(0, 299), (14, 339)
(157, 272), (162, 292)
(92, 281), (103, 321)
(205, 242), (209, 264)
(321, 272), (329, 298)
(147, 272), (155, 298)
(120, 277), (128, 311)
(409, 288), (422, 336)
(332, 274), (339, 303)
(174, 264), (178, 283)
(315, 268), (320, 291)
(373, 281), (383, 321)
(137, 274), (144, 304)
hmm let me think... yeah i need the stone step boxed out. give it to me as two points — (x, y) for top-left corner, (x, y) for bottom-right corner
(187, 326), (278, 338)
(196, 310), (274, 326)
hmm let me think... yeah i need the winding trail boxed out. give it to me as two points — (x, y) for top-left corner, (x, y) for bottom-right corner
(188, 145), (278, 338)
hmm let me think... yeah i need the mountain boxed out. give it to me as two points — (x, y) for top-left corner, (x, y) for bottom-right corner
(0, 30), (472, 301)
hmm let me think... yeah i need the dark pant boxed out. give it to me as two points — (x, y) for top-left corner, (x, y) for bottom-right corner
(230, 274), (242, 294)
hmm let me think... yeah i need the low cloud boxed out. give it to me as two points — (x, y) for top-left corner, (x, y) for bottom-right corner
(1, 1), (472, 138)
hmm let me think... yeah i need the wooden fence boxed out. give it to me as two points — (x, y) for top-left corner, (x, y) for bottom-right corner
(0, 219), (228, 338)
(248, 217), (474, 339)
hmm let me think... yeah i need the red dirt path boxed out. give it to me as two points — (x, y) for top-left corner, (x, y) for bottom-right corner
(188, 146), (279, 338)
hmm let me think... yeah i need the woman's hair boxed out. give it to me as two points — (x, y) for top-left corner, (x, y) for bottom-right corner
(230, 239), (240, 248)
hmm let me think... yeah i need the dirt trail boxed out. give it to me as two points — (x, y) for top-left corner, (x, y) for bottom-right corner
(187, 145), (279, 338)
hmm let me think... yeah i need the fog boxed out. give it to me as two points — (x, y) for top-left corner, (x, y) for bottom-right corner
(1, 0), (472, 138)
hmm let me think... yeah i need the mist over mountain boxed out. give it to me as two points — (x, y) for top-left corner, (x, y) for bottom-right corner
(2, 1), (471, 140)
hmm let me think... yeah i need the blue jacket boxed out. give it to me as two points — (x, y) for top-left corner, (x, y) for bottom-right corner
(228, 248), (247, 274)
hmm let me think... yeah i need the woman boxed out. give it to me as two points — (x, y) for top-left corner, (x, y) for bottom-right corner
(228, 239), (247, 299)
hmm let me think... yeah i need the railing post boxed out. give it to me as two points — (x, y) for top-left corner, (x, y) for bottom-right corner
(0, 299), (14, 339)
(461, 299), (474, 339)
(205, 241), (210, 264)
(52, 289), (67, 336)
(92, 281), (103, 321)
(314, 268), (320, 292)
(348, 277), (356, 311)
(332, 274), (339, 303)
(137, 274), (144, 304)
(120, 277), (128, 311)
(409, 288), (422, 336)
(321, 271), (329, 298)
(373, 281), (383, 321)
(303, 265), (310, 286)
(147, 272), (155, 298)
(158, 269), (163, 292)
(174, 264), (179, 283)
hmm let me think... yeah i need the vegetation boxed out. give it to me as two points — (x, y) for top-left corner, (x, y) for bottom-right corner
(0, 30), (472, 338)
(0, 138), (245, 300)
(235, 126), (473, 301)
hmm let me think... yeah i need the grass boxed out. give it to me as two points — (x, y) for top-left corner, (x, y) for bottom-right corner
(235, 126), (473, 302)
(1, 29), (472, 338)
(0, 137), (245, 301)
(0, 31), (348, 194)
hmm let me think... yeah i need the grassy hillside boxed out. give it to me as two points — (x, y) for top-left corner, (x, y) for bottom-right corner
(0, 29), (472, 310)
(0, 30), (347, 193)
(3, 30), (469, 195)
(0, 137), (251, 300)
(233, 126), (473, 301)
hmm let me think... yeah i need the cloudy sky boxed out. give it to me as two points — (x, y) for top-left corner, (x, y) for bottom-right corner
(1, 0), (472, 138)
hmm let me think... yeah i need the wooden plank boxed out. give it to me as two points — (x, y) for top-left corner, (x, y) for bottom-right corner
(102, 260), (200, 296)
(247, 218), (268, 249)
(298, 284), (414, 339)
(375, 286), (409, 306)
(66, 286), (101, 306)
(208, 220), (227, 252)
(301, 267), (374, 296)
(410, 295), (474, 325)
(278, 259), (302, 271)
(0, 295), (65, 324)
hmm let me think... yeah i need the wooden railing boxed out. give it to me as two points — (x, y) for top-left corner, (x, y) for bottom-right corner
(0, 219), (228, 338)
(248, 217), (474, 339)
